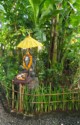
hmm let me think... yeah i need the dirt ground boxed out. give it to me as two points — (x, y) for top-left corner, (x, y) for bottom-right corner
(0, 100), (80, 125)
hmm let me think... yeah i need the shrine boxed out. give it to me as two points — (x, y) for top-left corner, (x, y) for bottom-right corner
(12, 35), (43, 112)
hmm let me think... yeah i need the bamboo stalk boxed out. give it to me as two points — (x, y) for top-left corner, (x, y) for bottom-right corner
(31, 100), (80, 104)
(21, 85), (24, 111)
(49, 83), (52, 111)
(19, 83), (23, 112)
(78, 91), (80, 110)
(62, 88), (65, 110)
(12, 83), (14, 109)
(72, 92), (74, 109)
(23, 91), (80, 96)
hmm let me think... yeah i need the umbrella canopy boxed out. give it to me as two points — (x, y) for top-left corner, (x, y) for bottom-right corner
(17, 35), (43, 49)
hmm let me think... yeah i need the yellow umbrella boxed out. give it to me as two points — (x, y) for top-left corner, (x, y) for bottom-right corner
(17, 35), (43, 49)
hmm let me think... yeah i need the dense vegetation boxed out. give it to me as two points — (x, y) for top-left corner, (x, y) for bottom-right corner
(0, 0), (80, 112)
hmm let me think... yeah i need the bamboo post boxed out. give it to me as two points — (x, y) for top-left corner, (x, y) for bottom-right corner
(21, 85), (24, 111)
(19, 84), (24, 112)
(19, 83), (22, 112)
(72, 91), (74, 109)
(49, 83), (52, 111)
(63, 88), (65, 110)
(78, 90), (80, 110)
(12, 83), (14, 109)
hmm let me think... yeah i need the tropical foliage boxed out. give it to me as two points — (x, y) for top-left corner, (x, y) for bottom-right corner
(0, 0), (80, 112)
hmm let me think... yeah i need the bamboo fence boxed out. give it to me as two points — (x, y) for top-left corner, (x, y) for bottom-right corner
(0, 82), (80, 114)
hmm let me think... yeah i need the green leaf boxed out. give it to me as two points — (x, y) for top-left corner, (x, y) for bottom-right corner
(0, 4), (5, 12)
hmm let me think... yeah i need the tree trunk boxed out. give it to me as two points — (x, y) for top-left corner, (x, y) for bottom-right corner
(49, 17), (57, 67)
